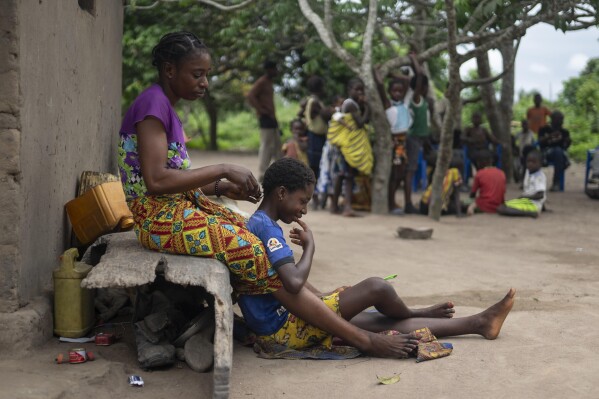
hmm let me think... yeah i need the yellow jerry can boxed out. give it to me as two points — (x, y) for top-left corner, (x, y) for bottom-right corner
(53, 248), (95, 338)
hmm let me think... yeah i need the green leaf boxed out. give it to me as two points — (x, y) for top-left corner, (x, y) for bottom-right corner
(377, 373), (401, 385)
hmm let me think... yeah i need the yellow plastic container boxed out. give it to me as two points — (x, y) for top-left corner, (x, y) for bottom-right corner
(65, 181), (134, 245)
(53, 248), (95, 338)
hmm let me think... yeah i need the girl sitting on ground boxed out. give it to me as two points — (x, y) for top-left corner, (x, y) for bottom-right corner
(240, 157), (516, 354)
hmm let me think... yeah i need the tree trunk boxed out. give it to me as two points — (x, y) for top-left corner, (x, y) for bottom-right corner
(203, 94), (219, 151)
(476, 50), (509, 174)
(364, 82), (392, 214)
(429, 0), (460, 220)
(498, 39), (517, 182)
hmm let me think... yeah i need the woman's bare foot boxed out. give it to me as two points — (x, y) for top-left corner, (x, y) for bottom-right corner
(411, 302), (455, 318)
(362, 331), (421, 358)
(476, 288), (516, 340)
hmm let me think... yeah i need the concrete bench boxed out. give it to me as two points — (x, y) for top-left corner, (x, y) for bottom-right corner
(81, 231), (233, 399)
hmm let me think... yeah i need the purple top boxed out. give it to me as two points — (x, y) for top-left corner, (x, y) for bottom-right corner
(118, 84), (191, 200)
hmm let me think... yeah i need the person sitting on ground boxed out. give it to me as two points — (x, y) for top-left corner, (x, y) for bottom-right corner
(418, 167), (463, 217)
(527, 93), (552, 135)
(282, 119), (309, 166)
(538, 111), (571, 192)
(240, 157), (515, 354)
(467, 149), (506, 215)
(462, 112), (501, 171)
(497, 150), (546, 218)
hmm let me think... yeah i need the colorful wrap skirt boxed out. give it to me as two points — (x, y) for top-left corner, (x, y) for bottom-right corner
(327, 115), (373, 176)
(128, 190), (282, 295)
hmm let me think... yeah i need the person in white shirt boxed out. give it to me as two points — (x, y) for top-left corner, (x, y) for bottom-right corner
(497, 150), (546, 218)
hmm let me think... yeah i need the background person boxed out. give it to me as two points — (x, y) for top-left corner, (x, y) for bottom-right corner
(247, 60), (280, 181)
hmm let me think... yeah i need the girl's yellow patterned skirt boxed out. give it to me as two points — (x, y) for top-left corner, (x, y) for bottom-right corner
(258, 292), (341, 350)
(128, 190), (282, 295)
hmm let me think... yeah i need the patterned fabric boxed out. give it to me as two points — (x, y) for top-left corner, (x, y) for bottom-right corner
(253, 339), (361, 360)
(392, 133), (407, 165)
(257, 292), (341, 350)
(327, 114), (373, 176)
(420, 168), (462, 210)
(382, 327), (453, 362)
(128, 190), (282, 295)
(119, 135), (191, 200)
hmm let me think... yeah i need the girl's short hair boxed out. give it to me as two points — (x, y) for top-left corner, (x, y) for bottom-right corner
(152, 31), (209, 70)
(262, 158), (315, 195)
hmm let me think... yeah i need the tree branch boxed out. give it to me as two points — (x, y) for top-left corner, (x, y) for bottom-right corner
(297, 0), (360, 72)
(125, 0), (255, 11)
(360, 0), (379, 71)
(462, 37), (521, 88)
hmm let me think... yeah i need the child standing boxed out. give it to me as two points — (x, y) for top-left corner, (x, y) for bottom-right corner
(374, 60), (414, 215)
(526, 93), (551, 135)
(282, 119), (309, 166)
(239, 158), (516, 354)
(404, 55), (429, 214)
(497, 150), (546, 218)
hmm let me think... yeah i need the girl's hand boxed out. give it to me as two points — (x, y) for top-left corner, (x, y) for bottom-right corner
(289, 218), (314, 250)
(224, 164), (262, 200)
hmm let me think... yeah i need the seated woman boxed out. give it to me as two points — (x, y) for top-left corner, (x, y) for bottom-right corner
(419, 168), (463, 217)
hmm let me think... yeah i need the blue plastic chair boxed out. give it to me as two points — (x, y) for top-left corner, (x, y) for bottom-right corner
(585, 149), (596, 191)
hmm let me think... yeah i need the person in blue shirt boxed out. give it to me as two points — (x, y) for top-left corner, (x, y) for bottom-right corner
(239, 157), (516, 356)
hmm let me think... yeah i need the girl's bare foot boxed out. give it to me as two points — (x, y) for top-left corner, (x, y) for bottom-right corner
(361, 331), (420, 359)
(476, 288), (516, 340)
(411, 302), (455, 318)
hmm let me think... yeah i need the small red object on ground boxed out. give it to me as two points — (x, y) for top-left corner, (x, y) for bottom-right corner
(95, 332), (115, 346)
(55, 348), (94, 364)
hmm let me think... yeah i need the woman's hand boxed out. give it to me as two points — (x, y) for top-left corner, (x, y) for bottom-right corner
(289, 218), (314, 250)
(223, 164), (262, 200)
(220, 180), (262, 203)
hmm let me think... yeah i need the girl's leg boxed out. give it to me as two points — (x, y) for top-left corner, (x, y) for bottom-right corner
(497, 204), (538, 218)
(350, 288), (515, 340)
(272, 286), (421, 359)
(338, 277), (455, 321)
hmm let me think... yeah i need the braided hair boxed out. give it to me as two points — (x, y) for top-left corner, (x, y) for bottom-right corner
(151, 32), (210, 72)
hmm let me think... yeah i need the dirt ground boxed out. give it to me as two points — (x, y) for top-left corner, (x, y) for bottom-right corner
(1, 150), (598, 399)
